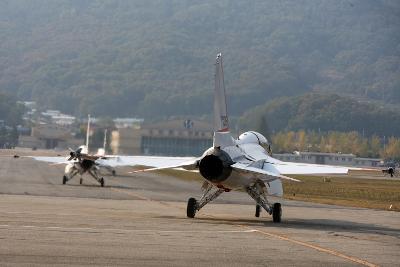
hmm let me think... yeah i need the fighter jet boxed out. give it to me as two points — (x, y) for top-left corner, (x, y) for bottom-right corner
(382, 164), (399, 177)
(64, 146), (107, 186)
(123, 53), (368, 222)
(32, 116), (116, 186)
(33, 53), (365, 221)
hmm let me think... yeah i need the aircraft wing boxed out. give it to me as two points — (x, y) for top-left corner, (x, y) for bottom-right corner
(91, 156), (198, 170)
(263, 160), (366, 175)
(31, 155), (197, 170)
(31, 156), (71, 165)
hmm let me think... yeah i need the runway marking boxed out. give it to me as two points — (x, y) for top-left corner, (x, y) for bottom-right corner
(0, 224), (256, 234)
(110, 187), (151, 201)
(248, 228), (378, 267)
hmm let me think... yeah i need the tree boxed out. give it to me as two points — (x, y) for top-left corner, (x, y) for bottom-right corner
(382, 137), (400, 161)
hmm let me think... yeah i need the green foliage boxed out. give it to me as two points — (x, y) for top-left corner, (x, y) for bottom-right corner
(239, 93), (400, 137)
(270, 129), (400, 160)
(0, 1), (398, 119)
(0, 93), (24, 126)
(0, 93), (24, 146)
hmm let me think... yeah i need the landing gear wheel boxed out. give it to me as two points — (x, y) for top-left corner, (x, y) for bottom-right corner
(79, 178), (83, 185)
(62, 175), (67, 185)
(187, 198), (197, 218)
(255, 204), (261, 217)
(272, 203), (282, 223)
(112, 170), (116, 176)
(100, 178), (105, 187)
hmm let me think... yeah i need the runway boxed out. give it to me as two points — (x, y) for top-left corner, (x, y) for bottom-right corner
(0, 151), (399, 266)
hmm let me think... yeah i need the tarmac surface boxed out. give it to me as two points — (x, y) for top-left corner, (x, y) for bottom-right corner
(0, 149), (399, 266)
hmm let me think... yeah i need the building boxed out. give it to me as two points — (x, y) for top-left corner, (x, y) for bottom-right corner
(273, 151), (382, 167)
(18, 124), (83, 150)
(111, 119), (213, 156)
(41, 110), (76, 126)
(113, 118), (144, 128)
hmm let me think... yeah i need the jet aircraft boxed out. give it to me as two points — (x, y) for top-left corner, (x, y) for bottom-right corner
(33, 116), (116, 186)
(33, 53), (367, 221)
(124, 53), (368, 222)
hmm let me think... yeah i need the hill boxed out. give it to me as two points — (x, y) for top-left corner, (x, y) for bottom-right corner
(0, 0), (399, 118)
(238, 93), (400, 137)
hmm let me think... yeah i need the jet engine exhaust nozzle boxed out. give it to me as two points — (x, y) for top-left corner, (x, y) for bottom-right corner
(199, 151), (232, 183)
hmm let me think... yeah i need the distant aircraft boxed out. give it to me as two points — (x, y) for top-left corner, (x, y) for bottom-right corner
(63, 146), (107, 186)
(33, 115), (116, 186)
(382, 166), (398, 178)
(123, 53), (368, 222)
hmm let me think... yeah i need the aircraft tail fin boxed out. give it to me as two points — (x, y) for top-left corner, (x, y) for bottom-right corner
(86, 114), (91, 152)
(214, 53), (229, 133)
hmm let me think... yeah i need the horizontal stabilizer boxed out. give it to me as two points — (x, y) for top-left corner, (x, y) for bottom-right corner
(263, 159), (374, 175)
(129, 159), (199, 173)
(231, 163), (300, 182)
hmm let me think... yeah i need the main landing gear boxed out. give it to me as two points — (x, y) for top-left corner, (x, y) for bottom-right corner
(246, 180), (282, 223)
(186, 182), (224, 218)
(88, 169), (105, 187)
(62, 168), (79, 185)
(255, 204), (261, 217)
(186, 180), (282, 223)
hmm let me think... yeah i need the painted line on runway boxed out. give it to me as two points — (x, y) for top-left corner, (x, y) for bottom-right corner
(108, 185), (379, 267)
(246, 227), (378, 267)
(110, 187), (150, 201)
(0, 224), (256, 234)
(201, 213), (379, 267)
(110, 187), (185, 210)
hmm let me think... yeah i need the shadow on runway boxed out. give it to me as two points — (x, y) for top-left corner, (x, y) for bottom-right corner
(279, 218), (400, 238)
(65, 183), (139, 190)
(158, 215), (400, 238)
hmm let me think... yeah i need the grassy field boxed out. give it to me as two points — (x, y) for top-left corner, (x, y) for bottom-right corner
(156, 169), (400, 211)
(283, 175), (400, 211)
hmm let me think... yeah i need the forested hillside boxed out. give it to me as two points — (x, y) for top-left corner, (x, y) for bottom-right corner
(238, 93), (400, 137)
(0, 93), (24, 126)
(0, 0), (399, 118)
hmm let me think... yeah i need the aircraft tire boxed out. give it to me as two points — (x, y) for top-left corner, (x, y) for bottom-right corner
(112, 170), (116, 176)
(272, 203), (282, 223)
(79, 178), (83, 185)
(62, 175), (67, 185)
(187, 198), (197, 218)
(255, 204), (261, 217)
(100, 178), (105, 187)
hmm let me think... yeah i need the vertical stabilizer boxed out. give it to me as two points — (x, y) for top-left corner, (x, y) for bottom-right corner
(213, 53), (235, 148)
(103, 129), (108, 151)
(214, 53), (229, 132)
(86, 114), (91, 152)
